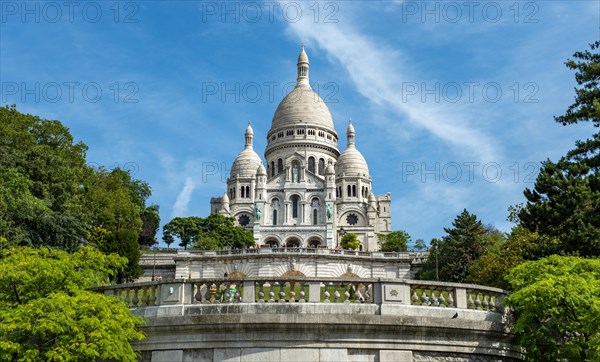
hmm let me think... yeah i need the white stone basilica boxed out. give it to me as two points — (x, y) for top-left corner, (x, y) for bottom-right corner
(210, 47), (391, 250)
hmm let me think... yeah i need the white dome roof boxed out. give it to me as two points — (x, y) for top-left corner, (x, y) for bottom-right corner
(270, 47), (335, 132)
(271, 86), (335, 131)
(231, 148), (262, 178)
(336, 120), (369, 177)
(231, 122), (263, 178)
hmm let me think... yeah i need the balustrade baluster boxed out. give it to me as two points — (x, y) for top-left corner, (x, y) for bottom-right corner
(343, 283), (351, 304)
(475, 293), (482, 310)
(278, 282), (286, 303)
(420, 288), (429, 306)
(132, 287), (140, 307)
(489, 295), (496, 311)
(482, 295), (489, 310)
(446, 288), (454, 308)
(141, 286), (149, 306)
(438, 288), (446, 307)
(467, 291), (474, 309)
(333, 282), (341, 303)
(323, 283), (331, 303)
(268, 282), (275, 303)
(258, 282), (265, 303)
(299, 283), (306, 303)
(289, 281), (296, 303)
(124, 287), (131, 306)
(194, 283), (202, 304)
(149, 285), (157, 306)
(411, 289), (419, 305)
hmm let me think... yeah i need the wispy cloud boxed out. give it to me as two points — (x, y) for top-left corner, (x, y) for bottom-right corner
(172, 177), (196, 218)
(281, 2), (499, 163)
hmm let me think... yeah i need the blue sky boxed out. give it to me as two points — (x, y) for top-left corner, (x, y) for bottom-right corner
(1, 1), (598, 247)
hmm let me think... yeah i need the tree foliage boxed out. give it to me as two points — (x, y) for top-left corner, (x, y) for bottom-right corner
(519, 41), (600, 257)
(468, 226), (558, 289)
(417, 209), (491, 283)
(340, 233), (360, 250)
(505, 255), (600, 361)
(377, 230), (410, 252)
(163, 214), (254, 250)
(138, 205), (160, 248)
(0, 246), (145, 361)
(0, 105), (156, 280)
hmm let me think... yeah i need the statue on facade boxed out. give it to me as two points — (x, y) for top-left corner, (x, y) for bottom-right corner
(255, 206), (261, 222)
(326, 204), (333, 221)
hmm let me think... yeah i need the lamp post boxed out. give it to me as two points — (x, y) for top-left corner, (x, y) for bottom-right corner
(152, 240), (157, 281)
(434, 240), (439, 281)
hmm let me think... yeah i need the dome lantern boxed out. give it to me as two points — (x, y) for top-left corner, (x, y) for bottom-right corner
(297, 45), (310, 87)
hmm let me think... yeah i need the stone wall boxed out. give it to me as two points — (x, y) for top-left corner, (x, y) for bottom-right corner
(138, 249), (426, 282)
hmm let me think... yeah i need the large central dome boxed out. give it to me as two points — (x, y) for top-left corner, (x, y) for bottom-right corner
(265, 47), (339, 158)
(271, 86), (335, 130)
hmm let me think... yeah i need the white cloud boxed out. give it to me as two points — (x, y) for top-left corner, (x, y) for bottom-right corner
(172, 177), (196, 218)
(281, 3), (499, 163)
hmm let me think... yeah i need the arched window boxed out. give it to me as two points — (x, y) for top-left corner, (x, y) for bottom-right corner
(352, 185), (356, 197)
(246, 186), (250, 198)
(347, 185), (351, 197)
(273, 210), (278, 225)
(270, 161), (275, 177)
(313, 209), (318, 225)
(291, 195), (299, 218)
(318, 158), (325, 175)
(308, 157), (315, 173)
(240, 186), (245, 198)
(277, 159), (283, 174)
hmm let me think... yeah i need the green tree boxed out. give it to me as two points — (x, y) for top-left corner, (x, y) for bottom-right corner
(468, 226), (558, 289)
(0, 105), (89, 250)
(162, 216), (202, 250)
(0, 246), (145, 361)
(0, 106), (158, 262)
(164, 214), (254, 250)
(519, 42), (600, 257)
(340, 233), (360, 250)
(417, 209), (490, 283)
(377, 230), (411, 252)
(138, 205), (160, 248)
(414, 238), (427, 252)
(505, 255), (600, 361)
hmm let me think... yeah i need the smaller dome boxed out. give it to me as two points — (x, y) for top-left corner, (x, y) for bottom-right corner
(336, 148), (369, 177)
(231, 122), (262, 178)
(231, 149), (262, 178)
(325, 164), (335, 175)
(222, 192), (230, 204)
(257, 163), (267, 176)
(336, 120), (370, 177)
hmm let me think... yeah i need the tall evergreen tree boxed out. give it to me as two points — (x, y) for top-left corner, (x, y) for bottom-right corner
(519, 41), (600, 257)
(417, 209), (490, 283)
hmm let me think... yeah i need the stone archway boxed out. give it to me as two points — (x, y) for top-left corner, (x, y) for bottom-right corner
(285, 237), (301, 248)
(307, 238), (323, 248)
(264, 238), (280, 248)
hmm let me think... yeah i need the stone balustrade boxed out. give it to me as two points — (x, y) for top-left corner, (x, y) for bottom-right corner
(92, 278), (519, 361)
(92, 277), (505, 313)
(173, 248), (429, 262)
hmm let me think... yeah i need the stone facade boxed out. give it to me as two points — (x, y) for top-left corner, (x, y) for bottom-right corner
(210, 48), (391, 251)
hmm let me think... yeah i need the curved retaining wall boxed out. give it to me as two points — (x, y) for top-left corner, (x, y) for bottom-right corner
(95, 278), (521, 361)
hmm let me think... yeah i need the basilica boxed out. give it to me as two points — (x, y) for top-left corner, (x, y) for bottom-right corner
(210, 47), (391, 250)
